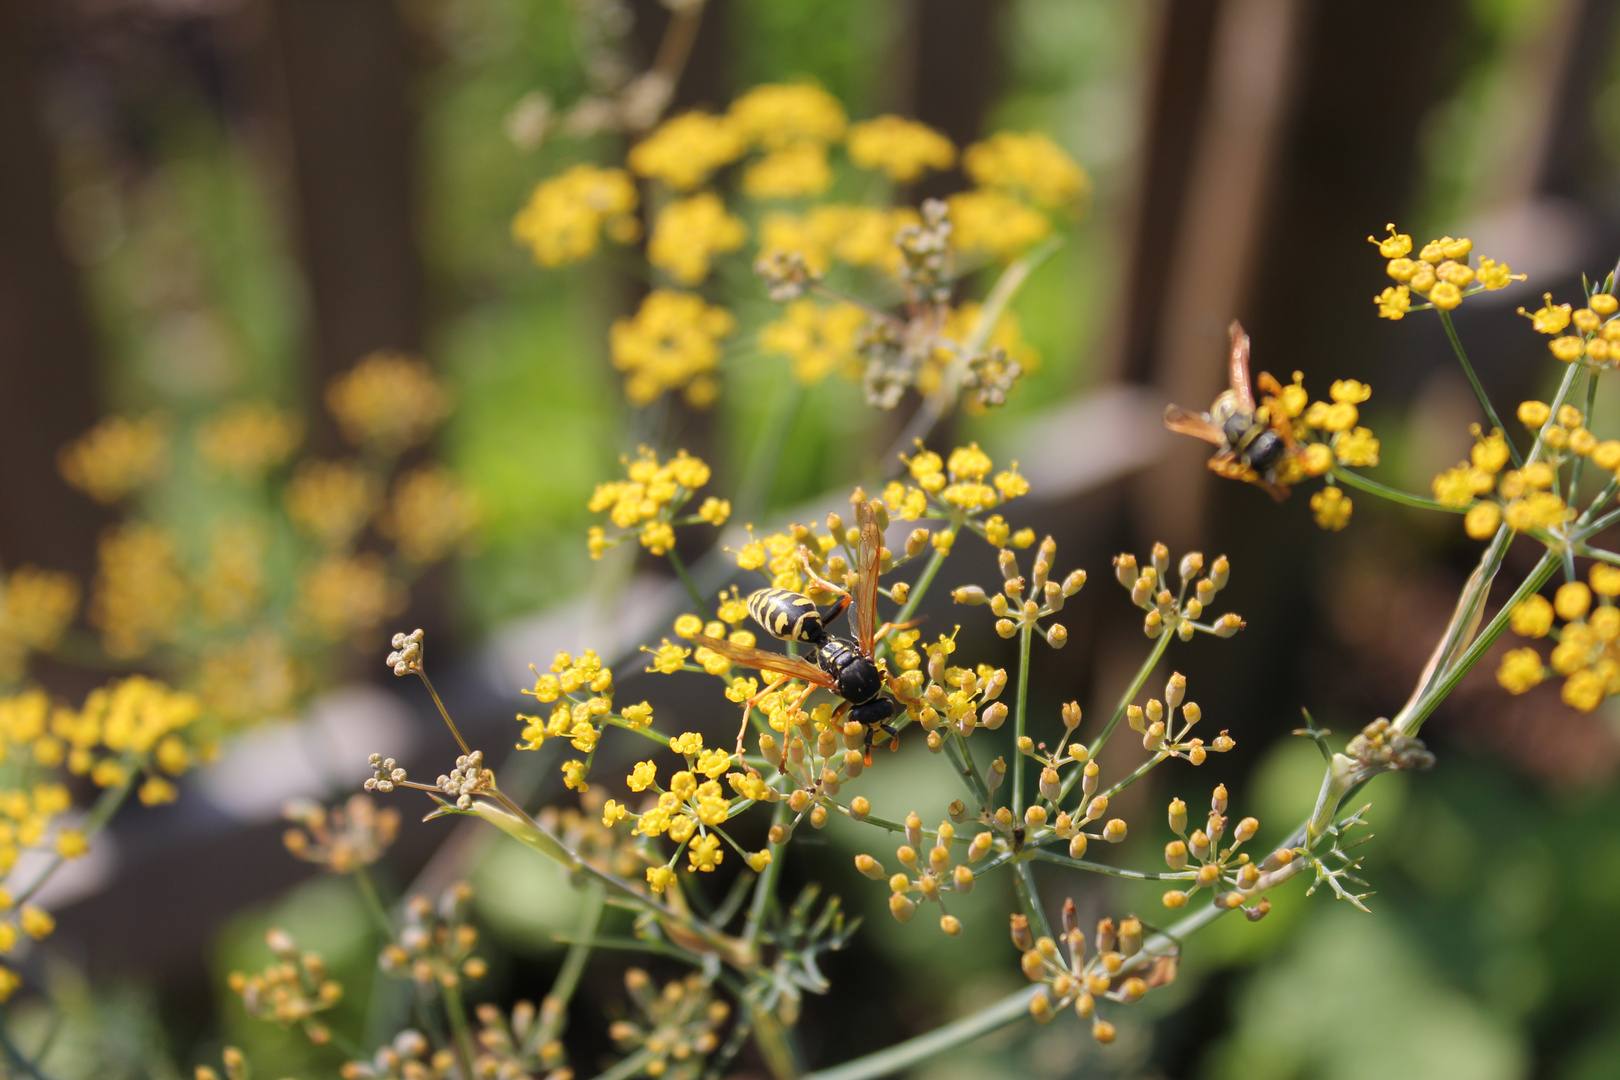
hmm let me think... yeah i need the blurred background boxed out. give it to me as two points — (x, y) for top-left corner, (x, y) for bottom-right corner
(4, 0), (1620, 1077)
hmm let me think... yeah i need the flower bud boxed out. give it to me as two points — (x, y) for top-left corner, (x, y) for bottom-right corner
(1131, 575), (1154, 608)
(1151, 542), (1169, 577)
(1045, 623), (1068, 648)
(948, 799), (967, 823)
(1044, 580), (1064, 612)
(929, 845), (951, 872)
(1095, 917), (1116, 955)
(809, 804), (828, 828)
(1119, 918), (1143, 957)
(1166, 673), (1186, 710)
(1113, 553), (1138, 587)
(981, 701), (1008, 729)
(1209, 555), (1230, 590)
(954, 865), (975, 893)
(983, 668), (1008, 700)
(1162, 889), (1188, 909)
(1165, 840), (1188, 870)
(1214, 891), (1244, 910)
(1189, 829), (1210, 860)
(1069, 833), (1088, 859)
(1179, 551), (1204, 584)
(906, 528), (930, 558)
(1212, 783), (1228, 813)
(855, 854), (886, 879)
(1214, 613), (1244, 637)
(953, 585), (988, 605)
(905, 811), (923, 848)
(1025, 805), (1048, 829)
(849, 795), (870, 820)
(1062, 701), (1082, 730)
(1039, 767), (1061, 802)
(1238, 863), (1260, 889)
(1182, 702), (1202, 726)
(1168, 797), (1187, 833)
(769, 824), (789, 844)
(968, 831), (994, 861)
(1062, 569), (1086, 596)
(999, 548), (1020, 584)
(1102, 818), (1127, 843)
(1235, 816), (1258, 842)
(889, 893), (917, 922)
(890, 581), (909, 605)
(995, 618), (1017, 638)
(939, 914), (962, 936)
(988, 757), (1007, 791)
(1144, 610), (1164, 637)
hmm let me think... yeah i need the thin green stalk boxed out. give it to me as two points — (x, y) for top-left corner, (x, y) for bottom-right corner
(353, 866), (394, 939)
(1579, 477), (1620, 529)
(1029, 848), (1194, 881)
(1576, 544), (1620, 566)
(440, 979), (478, 1080)
(945, 730), (993, 809)
(15, 768), (136, 907)
(1438, 308), (1520, 466)
(893, 547), (947, 629)
(1569, 369), (1599, 499)
(1012, 860), (1055, 944)
(667, 548), (711, 618)
(589, 1047), (659, 1080)
(415, 669), (471, 758)
(1329, 468), (1461, 513)
(0, 1011), (51, 1080)
(1063, 632), (1173, 800)
(1098, 751), (1168, 803)
(1011, 625), (1033, 816)
(539, 881), (606, 1044)
(1397, 549), (1559, 733)
(743, 800), (790, 953)
(802, 987), (1039, 1080)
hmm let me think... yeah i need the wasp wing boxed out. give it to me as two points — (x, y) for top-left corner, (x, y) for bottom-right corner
(855, 499), (883, 654)
(1163, 404), (1225, 446)
(1228, 320), (1254, 413)
(691, 634), (833, 687)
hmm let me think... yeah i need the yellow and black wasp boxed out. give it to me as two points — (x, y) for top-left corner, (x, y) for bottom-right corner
(695, 500), (913, 763)
(1163, 320), (1297, 501)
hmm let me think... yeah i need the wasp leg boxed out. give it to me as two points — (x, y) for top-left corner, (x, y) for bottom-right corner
(799, 549), (853, 601)
(736, 674), (794, 765)
(873, 617), (923, 640)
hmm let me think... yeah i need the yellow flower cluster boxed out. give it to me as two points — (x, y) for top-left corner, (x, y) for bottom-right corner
(628, 111), (744, 190)
(648, 193), (747, 284)
(197, 401), (302, 481)
(379, 464), (481, 565)
(90, 523), (187, 660)
(759, 299), (868, 384)
(847, 115), (955, 183)
(869, 815), (981, 936)
(946, 188), (1055, 260)
(0, 896), (58, 1000)
(1249, 373), (1383, 529)
(609, 290), (735, 407)
(963, 132), (1090, 209)
(296, 554), (403, 642)
(194, 633), (299, 725)
(325, 350), (450, 455)
(0, 567), (79, 683)
(1369, 225), (1523, 320)
(1431, 402), (1619, 540)
(729, 83), (848, 150)
(198, 523), (266, 626)
(758, 205), (922, 274)
(512, 163), (639, 267)
(517, 650), (620, 790)
(58, 414), (168, 504)
(1519, 291), (1620, 367)
(894, 633), (1011, 750)
(1498, 568), (1620, 711)
(587, 448), (723, 560)
(887, 442), (1030, 523)
(744, 142), (834, 200)
(284, 460), (380, 549)
(48, 675), (206, 805)
(731, 518), (840, 596)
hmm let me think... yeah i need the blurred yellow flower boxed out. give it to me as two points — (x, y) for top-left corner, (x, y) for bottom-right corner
(947, 189), (1053, 259)
(648, 193), (747, 284)
(609, 291), (735, 407)
(847, 115), (955, 182)
(197, 402), (302, 481)
(759, 299), (868, 384)
(963, 132), (1089, 209)
(91, 524), (186, 660)
(512, 163), (639, 266)
(627, 111), (744, 190)
(285, 461), (380, 549)
(297, 554), (403, 642)
(197, 522), (266, 626)
(728, 83), (846, 149)
(0, 568), (79, 681)
(743, 144), (834, 199)
(380, 465), (481, 565)
(58, 415), (168, 504)
(325, 351), (449, 455)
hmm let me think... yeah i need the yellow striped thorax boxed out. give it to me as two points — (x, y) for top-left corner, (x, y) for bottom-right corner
(747, 588), (825, 643)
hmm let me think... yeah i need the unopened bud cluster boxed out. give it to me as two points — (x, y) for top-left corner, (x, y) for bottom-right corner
(226, 927), (345, 1046)
(471, 999), (572, 1080)
(283, 794), (400, 874)
(953, 534), (1085, 648)
(1018, 901), (1167, 1044)
(378, 882), (488, 989)
(757, 708), (877, 839)
(1114, 545), (1243, 641)
(607, 969), (730, 1077)
(1159, 784), (1280, 919)
(386, 628), (425, 676)
(1125, 671), (1235, 766)
(437, 750), (494, 810)
(365, 753), (408, 793)
(861, 813), (983, 935)
(339, 1028), (455, 1080)
(895, 629), (1010, 753)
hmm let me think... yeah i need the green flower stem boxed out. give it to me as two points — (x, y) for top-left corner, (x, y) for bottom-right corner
(1028, 848), (1195, 882)
(1576, 544), (1620, 566)
(893, 547), (947, 629)
(1579, 477), (1620, 528)
(1012, 859), (1055, 943)
(440, 978), (477, 1080)
(832, 800), (934, 836)
(1569, 369), (1600, 499)
(1398, 548), (1559, 734)
(604, 716), (671, 745)
(1438, 308), (1521, 466)
(666, 548), (712, 619)
(0, 1008), (50, 1080)
(945, 730), (993, 810)
(803, 986), (1040, 1080)
(538, 881), (606, 1045)
(415, 669), (471, 758)
(588, 1047), (658, 1080)
(743, 800), (790, 954)
(353, 866), (394, 939)
(1098, 751), (1168, 803)
(1062, 631), (1173, 801)
(1011, 624), (1033, 817)
(1329, 468), (1461, 514)
(14, 765), (136, 908)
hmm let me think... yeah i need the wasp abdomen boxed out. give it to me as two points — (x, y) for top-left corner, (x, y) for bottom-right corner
(747, 588), (824, 643)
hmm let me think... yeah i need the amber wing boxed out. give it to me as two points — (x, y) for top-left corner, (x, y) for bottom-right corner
(855, 499), (884, 654)
(691, 634), (833, 687)
(1227, 320), (1254, 412)
(1163, 404), (1225, 446)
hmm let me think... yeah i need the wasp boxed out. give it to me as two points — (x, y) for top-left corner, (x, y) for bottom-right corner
(695, 500), (912, 764)
(1163, 320), (1296, 501)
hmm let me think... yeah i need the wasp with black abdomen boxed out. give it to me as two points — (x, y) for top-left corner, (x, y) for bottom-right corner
(695, 499), (914, 763)
(1163, 320), (1298, 501)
